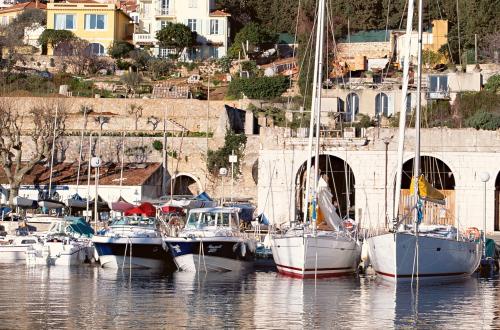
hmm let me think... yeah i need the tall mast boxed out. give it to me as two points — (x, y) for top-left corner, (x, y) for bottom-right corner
(302, 0), (324, 224)
(393, 0), (415, 222)
(47, 105), (58, 198)
(413, 0), (424, 230)
(162, 107), (168, 196)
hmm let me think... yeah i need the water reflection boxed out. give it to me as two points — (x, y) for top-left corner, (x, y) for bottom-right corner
(0, 265), (498, 328)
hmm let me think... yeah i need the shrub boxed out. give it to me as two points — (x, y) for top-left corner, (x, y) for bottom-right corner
(147, 58), (173, 80)
(152, 140), (163, 151)
(216, 56), (232, 73)
(227, 76), (289, 99)
(484, 74), (500, 93)
(464, 111), (500, 130)
(207, 130), (247, 176)
(108, 41), (134, 59)
(116, 59), (132, 70)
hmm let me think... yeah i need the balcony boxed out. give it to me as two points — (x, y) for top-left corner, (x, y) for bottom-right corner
(156, 7), (174, 16)
(426, 89), (450, 100)
(133, 33), (157, 44)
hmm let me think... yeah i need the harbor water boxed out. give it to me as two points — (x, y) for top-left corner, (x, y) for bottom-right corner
(0, 265), (498, 328)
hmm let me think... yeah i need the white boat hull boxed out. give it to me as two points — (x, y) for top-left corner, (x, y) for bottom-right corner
(367, 232), (482, 282)
(270, 233), (360, 279)
(99, 255), (166, 269)
(174, 254), (252, 272)
(26, 242), (93, 266)
(0, 246), (30, 263)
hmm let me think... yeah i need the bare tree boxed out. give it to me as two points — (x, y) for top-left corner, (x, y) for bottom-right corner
(65, 38), (108, 75)
(128, 104), (143, 131)
(0, 99), (66, 205)
(147, 116), (161, 130)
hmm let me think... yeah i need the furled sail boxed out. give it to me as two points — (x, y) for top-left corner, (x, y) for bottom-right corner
(316, 177), (343, 231)
(410, 175), (445, 204)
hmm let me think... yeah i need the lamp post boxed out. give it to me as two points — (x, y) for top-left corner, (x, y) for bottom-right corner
(480, 172), (490, 258)
(219, 167), (228, 205)
(90, 156), (102, 231)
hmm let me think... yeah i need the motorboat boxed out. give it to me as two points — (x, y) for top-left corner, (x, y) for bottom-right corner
(164, 207), (257, 272)
(0, 235), (39, 263)
(26, 217), (95, 266)
(66, 193), (88, 209)
(13, 196), (38, 209)
(38, 199), (65, 210)
(92, 216), (176, 270)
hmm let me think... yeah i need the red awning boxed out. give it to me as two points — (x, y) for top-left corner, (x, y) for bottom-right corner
(124, 202), (156, 217)
(161, 205), (184, 214)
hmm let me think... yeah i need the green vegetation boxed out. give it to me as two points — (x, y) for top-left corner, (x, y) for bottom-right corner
(156, 22), (197, 56)
(108, 41), (134, 59)
(465, 111), (500, 130)
(484, 74), (500, 93)
(227, 76), (289, 99)
(38, 29), (76, 53)
(228, 22), (276, 58)
(207, 130), (247, 176)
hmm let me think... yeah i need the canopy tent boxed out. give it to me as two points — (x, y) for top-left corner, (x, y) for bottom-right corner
(110, 196), (134, 213)
(64, 216), (95, 238)
(124, 202), (156, 217)
(160, 205), (184, 214)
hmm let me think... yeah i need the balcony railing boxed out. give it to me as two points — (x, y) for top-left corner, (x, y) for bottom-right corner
(156, 7), (173, 16)
(426, 89), (450, 100)
(133, 33), (157, 44)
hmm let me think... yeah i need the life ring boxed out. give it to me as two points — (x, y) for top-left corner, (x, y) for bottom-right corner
(465, 227), (481, 240)
(342, 219), (355, 231)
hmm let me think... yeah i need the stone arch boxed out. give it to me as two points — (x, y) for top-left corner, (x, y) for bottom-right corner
(295, 154), (356, 221)
(395, 155), (456, 225)
(168, 172), (203, 196)
(495, 171), (500, 231)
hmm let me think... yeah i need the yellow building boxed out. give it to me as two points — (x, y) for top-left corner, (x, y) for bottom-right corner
(0, 0), (46, 27)
(46, 0), (134, 56)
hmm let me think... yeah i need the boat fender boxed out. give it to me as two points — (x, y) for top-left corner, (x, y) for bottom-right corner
(241, 242), (246, 258)
(465, 227), (481, 241)
(360, 239), (369, 262)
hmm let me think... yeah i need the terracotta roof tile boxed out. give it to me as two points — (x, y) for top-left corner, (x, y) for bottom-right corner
(210, 9), (230, 17)
(0, 1), (46, 14)
(0, 162), (161, 186)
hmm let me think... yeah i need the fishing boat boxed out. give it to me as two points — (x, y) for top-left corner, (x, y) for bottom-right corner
(164, 207), (256, 272)
(366, 0), (482, 282)
(269, 0), (360, 279)
(0, 235), (38, 263)
(92, 214), (176, 270)
(38, 199), (65, 210)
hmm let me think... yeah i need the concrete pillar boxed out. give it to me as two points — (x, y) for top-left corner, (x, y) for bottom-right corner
(244, 110), (254, 135)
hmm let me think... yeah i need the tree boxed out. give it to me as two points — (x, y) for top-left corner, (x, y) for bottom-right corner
(228, 22), (276, 58)
(120, 72), (143, 97)
(108, 41), (134, 59)
(156, 22), (197, 56)
(146, 58), (173, 80)
(0, 8), (46, 49)
(147, 116), (161, 130)
(128, 49), (151, 71)
(65, 38), (108, 75)
(127, 103), (144, 130)
(0, 99), (66, 205)
(38, 29), (76, 55)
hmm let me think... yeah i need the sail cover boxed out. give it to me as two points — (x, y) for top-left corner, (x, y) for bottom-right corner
(317, 177), (343, 231)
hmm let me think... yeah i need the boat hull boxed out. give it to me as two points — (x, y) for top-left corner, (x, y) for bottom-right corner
(270, 234), (360, 279)
(367, 232), (482, 282)
(93, 236), (176, 270)
(0, 246), (30, 263)
(165, 237), (255, 272)
(26, 242), (94, 266)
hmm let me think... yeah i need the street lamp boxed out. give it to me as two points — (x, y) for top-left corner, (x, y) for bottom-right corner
(480, 172), (490, 258)
(219, 167), (228, 205)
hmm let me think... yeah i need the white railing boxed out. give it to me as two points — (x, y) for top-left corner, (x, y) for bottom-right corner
(156, 7), (172, 16)
(133, 33), (157, 43)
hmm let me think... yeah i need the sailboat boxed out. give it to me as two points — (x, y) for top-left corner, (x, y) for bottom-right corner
(269, 0), (360, 279)
(366, 0), (482, 282)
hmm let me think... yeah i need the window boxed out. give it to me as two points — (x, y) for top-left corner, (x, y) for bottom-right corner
(85, 14), (106, 30)
(406, 93), (412, 113)
(54, 14), (75, 30)
(429, 75), (448, 92)
(346, 93), (359, 122)
(1, 16), (8, 26)
(160, 20), (168, 29)
(143, 3), (151, 16)
(159, 47), (176, 58)
(188, 0), (198, 8)
(210, 19), (219, 35)
(187, 19), (197, 32)
(209, 46), (219, 59)
(375, 92), (389, 117)
(87, 43), (105, 56)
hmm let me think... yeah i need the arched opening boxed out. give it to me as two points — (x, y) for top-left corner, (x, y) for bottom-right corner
(375, 92), (388, 117)
(398, 156), (455, 225)
(295, 155), (355, 221)
(495, 172), (500, 231)
(168, 174), (202, 196)
(346, 93), (359, 122)
(87, 43), (105, 56)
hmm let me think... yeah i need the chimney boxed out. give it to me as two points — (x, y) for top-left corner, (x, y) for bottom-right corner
(35, 0), (39, 8)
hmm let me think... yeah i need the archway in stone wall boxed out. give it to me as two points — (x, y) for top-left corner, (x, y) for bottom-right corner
(398, 156), (455, 225)
(295, 155), (355, 221)
(168, 173), (202, 196)
(495, 172), (500, 231)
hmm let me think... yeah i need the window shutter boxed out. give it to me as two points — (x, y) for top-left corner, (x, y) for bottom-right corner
(198, 19), (202, 34)
(206, 19), (210, 35)
(388, 94), (394, 116)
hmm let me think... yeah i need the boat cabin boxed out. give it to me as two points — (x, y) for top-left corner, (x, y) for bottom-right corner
(110, 216), (158, 229)
(185, 207), (240, 231)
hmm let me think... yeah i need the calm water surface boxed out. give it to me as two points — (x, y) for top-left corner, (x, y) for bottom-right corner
(0, 265), (498, 329)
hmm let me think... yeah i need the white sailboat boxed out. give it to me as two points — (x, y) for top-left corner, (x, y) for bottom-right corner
(270, 0), (360, 279)
(366, 0), (482, 282)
